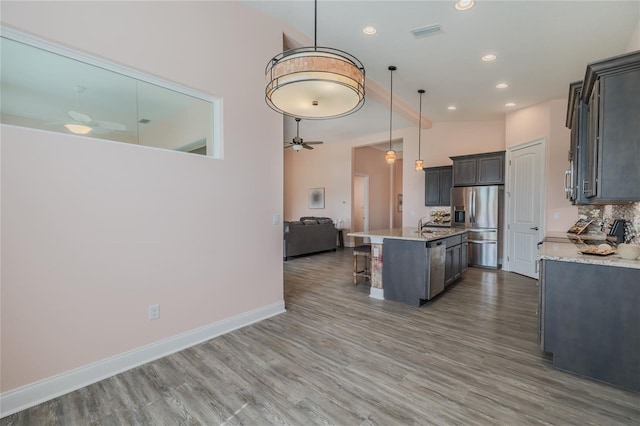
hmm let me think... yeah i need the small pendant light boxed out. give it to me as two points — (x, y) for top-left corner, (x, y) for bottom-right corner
(385, 66), (397, 165)
(415, 89), (425, 171)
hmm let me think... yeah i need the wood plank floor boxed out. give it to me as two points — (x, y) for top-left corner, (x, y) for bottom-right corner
(3, 248), (639, 425)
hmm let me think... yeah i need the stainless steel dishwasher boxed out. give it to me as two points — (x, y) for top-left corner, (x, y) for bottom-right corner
(426, 240), (446, 299)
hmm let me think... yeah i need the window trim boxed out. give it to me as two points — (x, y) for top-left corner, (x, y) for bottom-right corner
(0, 26), (223, 158)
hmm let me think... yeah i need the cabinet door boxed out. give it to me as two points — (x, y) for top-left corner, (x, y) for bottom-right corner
(477, 154), (505, 185)
(573, 99), (591, 204)
(597, 69), (640, 202)
(445, 246), (454, 286)
(453, 159), (477, 186)
(584, 79), (600, 198)
(424, 169), (441, 206)
(461, 242), (468, 274)
(439, 168), (453, 206)
(452, 244), (462, 280)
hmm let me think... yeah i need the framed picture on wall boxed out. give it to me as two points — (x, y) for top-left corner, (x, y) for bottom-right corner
(309, 187), (325, 209)
(398, 194), (403, 212)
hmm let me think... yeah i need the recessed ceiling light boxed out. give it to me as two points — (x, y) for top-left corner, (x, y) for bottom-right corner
(496, 83), (509, 89)
(455, 0), (475, 11)
(448, 106), (457, 110)
(482, 54), (497, 62)
(505, 102), (516, 107)
(363, 26), (377, 35)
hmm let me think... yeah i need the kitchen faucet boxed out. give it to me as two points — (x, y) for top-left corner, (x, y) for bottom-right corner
(418, 216), (429, 231)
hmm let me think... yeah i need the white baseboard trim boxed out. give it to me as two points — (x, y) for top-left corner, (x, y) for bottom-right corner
(369, 287), (384, 300)
(0, 301), (285, 418)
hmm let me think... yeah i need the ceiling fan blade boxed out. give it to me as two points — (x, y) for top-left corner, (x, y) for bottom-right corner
(284, 145), (294, 150)
(93, 120), (127, 131)
(304, 141), (323, 145)
(303, 144), (314, 150)
(67, 110), (92, 123)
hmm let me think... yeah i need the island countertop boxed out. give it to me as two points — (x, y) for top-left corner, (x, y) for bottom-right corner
(347, 227), (466, 244)
(538, 232), (640, 270)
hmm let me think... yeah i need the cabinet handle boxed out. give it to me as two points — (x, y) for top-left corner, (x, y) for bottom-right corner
(564, 170), (572, 199)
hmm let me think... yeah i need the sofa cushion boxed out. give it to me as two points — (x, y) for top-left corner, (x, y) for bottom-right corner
(316, 218), (333, 224)
(302, 219), (319, 225)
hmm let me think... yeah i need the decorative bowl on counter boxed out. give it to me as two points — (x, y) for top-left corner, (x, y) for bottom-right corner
(617, 243), (640, 260)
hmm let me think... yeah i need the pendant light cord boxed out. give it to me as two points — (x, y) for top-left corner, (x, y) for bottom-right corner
(418, 91), (423, 158)
(389, 68), (393, 150)
(314, 0), (317, 50)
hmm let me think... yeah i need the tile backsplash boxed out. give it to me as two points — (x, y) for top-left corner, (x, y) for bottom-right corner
(578, 202), (640, 243)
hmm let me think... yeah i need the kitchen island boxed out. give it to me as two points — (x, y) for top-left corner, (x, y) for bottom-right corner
(537, 233), (640, 392)
(347, 227), (468, 304)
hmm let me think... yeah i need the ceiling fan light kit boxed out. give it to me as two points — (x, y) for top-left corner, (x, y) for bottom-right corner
(415, 89), (425, 171)
(385, 65), (397, 165)
(64, 123), (92, 135)
(265, 0), (365, 120)
(284, 117), (324, 151)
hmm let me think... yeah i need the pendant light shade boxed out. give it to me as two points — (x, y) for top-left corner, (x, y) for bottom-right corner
(265, 0), (365, 119)
(385, 66), (397, 165)
(415, 89), (425, 171)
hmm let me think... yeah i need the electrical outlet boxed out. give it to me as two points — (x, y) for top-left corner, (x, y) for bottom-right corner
(148, 304), (160, 320)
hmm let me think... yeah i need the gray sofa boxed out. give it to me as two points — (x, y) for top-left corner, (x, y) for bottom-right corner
(283, 217), (337, 260)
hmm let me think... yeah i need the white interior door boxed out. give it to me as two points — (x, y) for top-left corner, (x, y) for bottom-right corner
(507, 140), (544, 279)
(353, 174), (369, 232)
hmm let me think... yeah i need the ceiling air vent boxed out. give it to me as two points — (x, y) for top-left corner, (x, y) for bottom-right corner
(411, 24), (443, 39)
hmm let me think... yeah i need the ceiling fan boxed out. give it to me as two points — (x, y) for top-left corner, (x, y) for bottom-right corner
(47, 86), (127, 135)
(284, 118), (323, 151)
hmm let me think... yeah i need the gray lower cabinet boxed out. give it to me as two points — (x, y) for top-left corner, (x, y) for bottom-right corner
(450, 151), (505, 186)
(424, 166), (452, 206)
(445, 234), (466, 286)
(540, 259), (639, 392)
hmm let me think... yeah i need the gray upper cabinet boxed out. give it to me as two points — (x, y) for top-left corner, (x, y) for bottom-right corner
(450, 151), (505, 186)
(424, 166), (452, 206)
(565, 81), (590, 205)
(579, 51), (640, 203)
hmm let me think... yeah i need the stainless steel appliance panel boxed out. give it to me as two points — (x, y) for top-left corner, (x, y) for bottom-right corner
(468, 240), (498, 268)
(427, 240), (446, 299)
(467, 228), (498, 241)
(471, 186), (499, 228)
(451, 185), (503, 269)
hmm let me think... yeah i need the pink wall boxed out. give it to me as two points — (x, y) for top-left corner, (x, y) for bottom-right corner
(353, 147), (392, 231)
(283, 141), (353, 224)
(1, 1), (284, 392)
(505, 99), (576, 232)
(394, 159), (403, 228)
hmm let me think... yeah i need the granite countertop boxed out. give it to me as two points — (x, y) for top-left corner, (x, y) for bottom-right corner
(539, 232), (640, 270)
(347, 227), (466, 243)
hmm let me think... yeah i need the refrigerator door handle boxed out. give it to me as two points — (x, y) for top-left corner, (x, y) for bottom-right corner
(471, 189), (476, 223)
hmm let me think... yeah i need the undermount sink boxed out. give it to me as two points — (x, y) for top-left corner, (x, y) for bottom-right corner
(414, 229), (434, 234)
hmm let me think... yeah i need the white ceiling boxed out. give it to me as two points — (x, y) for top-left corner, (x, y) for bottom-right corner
(244, 0), (639, 147)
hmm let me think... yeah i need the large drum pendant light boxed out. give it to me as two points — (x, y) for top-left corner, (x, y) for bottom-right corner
(385, 66), (397, 165)
(415, 89), (425, 171)
(265, 0), (366, 119)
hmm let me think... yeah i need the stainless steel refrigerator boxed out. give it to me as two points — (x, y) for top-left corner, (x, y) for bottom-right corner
(451, 185), (504, 269)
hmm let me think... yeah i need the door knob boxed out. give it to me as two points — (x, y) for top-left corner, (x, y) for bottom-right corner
(530, 226), (539, 231)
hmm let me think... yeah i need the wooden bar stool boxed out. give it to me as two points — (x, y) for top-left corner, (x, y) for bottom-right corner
(353, 244), (371, 285)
